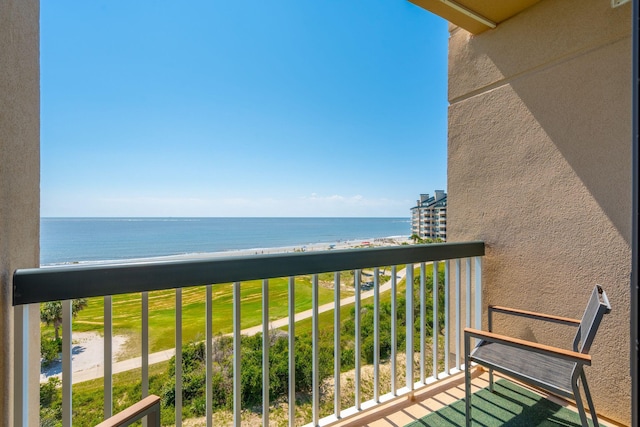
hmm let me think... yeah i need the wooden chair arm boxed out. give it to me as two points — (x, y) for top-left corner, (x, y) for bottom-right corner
(464, 327), (591, 365)
(489, 305), (581, 326)
(95, 394), (161, 427)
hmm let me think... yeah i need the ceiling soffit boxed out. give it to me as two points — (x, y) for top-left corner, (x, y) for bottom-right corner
(409, 0), (542, 34)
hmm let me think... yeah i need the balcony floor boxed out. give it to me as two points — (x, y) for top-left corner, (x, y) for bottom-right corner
(329, 369), (623, 427)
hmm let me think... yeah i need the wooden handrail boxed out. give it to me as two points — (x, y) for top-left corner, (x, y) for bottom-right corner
(464, 327), (592, 365)
(489, 305), (581, 325)
(95, 395), (161, 427)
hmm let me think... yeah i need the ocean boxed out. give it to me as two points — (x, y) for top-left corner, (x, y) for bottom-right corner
(40, 217), (411, 266)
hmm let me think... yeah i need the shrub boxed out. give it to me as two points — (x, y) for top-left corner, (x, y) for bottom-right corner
(40, 377), (62, 427)
(211, 370), (233, 410)
(189, 395), (207, 417)
(40, 377), (61, 407)
(160, 376), (176, 407)
(41, 337), (61, 366)
(183, 369), (206, 401)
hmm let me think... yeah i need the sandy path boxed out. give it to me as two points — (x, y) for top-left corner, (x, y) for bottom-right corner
(40, 332), (127, 383)
(242, 267), (408, 335)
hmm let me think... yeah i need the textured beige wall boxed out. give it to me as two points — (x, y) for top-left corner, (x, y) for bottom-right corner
(0, 0), (40, 424)
(447, 0), (632, 424)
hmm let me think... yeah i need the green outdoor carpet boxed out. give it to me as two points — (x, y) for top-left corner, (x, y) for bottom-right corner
(405, 379), (585, 426)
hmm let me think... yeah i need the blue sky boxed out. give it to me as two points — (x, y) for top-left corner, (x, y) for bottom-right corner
(40, 1), (448, 217)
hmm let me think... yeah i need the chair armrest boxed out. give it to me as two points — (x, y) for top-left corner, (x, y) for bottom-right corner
(489, 305), (581, 326)
(95, 394), (161, 427)
(464, 327), (591, 365)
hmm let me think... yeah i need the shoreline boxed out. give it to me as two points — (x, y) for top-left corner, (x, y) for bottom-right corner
(41, 235), (411, 267)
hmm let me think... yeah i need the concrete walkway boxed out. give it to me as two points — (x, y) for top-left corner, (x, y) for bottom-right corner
(60, 267), (408, 384)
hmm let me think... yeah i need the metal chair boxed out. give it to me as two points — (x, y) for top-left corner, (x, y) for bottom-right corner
(464, 284), (611, 427)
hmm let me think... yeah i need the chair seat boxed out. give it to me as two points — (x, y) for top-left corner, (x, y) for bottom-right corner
(471, 340), (576, 397)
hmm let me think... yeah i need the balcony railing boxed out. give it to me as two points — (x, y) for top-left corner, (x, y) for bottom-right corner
(13, 241), (484, 426)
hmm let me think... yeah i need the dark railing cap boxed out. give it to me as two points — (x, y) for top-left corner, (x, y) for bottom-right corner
(13, 241), (484, 305)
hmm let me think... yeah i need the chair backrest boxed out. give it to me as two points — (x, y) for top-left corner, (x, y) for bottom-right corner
(573, 285), (611, 353)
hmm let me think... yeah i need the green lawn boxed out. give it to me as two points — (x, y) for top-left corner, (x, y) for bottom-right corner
(41, 267), (404, 355)
(43, 276), (345, 354)
(284, 268), (410, 337)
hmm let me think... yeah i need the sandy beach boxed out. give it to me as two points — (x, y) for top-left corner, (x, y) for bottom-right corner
(54, 235), (411, 266)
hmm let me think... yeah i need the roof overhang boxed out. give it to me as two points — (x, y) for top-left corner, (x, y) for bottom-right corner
(409, 0), (542, 34)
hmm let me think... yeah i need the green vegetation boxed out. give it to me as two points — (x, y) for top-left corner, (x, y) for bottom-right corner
(410, 234), (444, 244)
(40, 299), (88, 365)
(40, 299), (88, 340)
(41, 337), (62, 367)
(40, 362), (169, 426)
(41, 277), (343, 356)
(39, 265), (445, 426)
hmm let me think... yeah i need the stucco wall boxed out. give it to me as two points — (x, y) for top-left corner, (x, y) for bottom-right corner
(0, 0), (40, 424)
(447, 0), (632, 424)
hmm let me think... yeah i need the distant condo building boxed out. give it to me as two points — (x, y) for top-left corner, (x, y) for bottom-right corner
(410, 191), (447, 241)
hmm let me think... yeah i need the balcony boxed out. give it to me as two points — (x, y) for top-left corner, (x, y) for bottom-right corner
(2, 0), (635, 425)
(14, 242), (487, 426)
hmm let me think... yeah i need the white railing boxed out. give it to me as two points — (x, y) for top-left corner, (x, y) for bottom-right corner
(13, 242), (484, 426)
